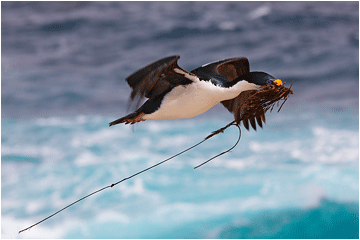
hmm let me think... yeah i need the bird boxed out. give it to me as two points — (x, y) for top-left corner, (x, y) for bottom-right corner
(109, 55), (283, 130)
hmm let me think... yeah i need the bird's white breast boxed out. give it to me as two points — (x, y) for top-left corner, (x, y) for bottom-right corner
(144, 79), (258, 120)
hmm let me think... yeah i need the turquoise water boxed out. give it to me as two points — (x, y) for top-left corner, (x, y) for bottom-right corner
(2, 113), (359, 238)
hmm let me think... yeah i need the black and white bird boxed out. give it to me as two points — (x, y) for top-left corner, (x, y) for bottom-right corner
(109, 56), (282, 130)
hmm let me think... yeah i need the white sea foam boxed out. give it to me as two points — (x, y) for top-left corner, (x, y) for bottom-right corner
(157, 135), (189, 149)
(7, 215), (83, 239)
(219, 21), (236, 31)
(95, 210), (130, 224)
(74, 150), (100, 166)
(248, 4), (271, 20)
(2, 145), (64, 162)
(247, 126), (359, 164)
(151, 186), (325, 225)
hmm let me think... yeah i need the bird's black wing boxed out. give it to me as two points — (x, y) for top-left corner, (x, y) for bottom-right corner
(191, 57), (250, 82)
(126, 56), (197, 105)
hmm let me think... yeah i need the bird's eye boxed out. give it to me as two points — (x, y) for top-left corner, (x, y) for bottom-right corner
(266, 80), (272, 85)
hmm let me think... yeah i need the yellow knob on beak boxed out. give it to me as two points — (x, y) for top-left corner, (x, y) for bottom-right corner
(273, 79), (283, 86)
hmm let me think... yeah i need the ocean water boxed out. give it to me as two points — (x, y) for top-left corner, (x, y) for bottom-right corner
(1, 2), (359, 239)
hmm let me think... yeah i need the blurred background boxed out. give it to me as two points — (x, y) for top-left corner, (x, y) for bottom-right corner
(2, 1), (359, 238)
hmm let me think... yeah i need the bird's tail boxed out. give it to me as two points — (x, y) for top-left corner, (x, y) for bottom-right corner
(109, 112), (146, 126)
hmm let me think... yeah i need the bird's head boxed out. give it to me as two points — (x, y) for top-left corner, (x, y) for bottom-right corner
(243, 71), (282, 87)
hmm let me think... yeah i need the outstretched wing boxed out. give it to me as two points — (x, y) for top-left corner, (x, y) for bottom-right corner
(191, 57), (250, 81)
(126, 56), (198, 105)
(221, 90), (266, 131)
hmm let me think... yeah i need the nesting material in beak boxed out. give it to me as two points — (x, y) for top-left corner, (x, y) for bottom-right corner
(238, 82), (293, 128)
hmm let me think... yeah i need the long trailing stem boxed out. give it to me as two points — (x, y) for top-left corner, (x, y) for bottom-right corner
(194, 123), (241, 169)
(19, 121), (240, 234)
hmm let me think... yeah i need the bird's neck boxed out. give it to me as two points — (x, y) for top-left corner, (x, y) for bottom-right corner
(227, 79), (259, 93)
(197, 72), (259, 91)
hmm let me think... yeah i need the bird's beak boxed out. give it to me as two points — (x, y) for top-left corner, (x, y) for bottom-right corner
(273, 79), (283, 86)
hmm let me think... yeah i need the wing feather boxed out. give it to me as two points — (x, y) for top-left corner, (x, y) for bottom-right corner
(222, 83), (293, 131)
(256, 114), (264, 128)
(221, 90), (266, 131)
(249, 117), (257, 131)
(191, 57), (250, 82)
(126, 56), (196, 104)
